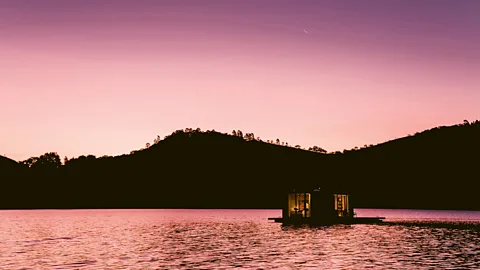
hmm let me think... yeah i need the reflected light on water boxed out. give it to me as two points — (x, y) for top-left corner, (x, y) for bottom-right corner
(0, 209), (479, 269)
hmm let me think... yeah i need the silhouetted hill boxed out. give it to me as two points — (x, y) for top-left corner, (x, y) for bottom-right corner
(343, 121), (480, 210)
(0, 155), (18, 169)
(59, 130), (338, 209)
(3, 120), (480, 210)
(0, 155), (26, 179)
(0, 155), (29, 208)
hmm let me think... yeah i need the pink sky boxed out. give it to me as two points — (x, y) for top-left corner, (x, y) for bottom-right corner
(1, 1), (479, 161)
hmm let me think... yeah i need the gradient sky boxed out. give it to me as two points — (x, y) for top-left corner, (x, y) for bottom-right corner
(1, 0), (479, 161)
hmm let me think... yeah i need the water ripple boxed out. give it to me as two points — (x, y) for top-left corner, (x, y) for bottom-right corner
(0, 209), (479, 269)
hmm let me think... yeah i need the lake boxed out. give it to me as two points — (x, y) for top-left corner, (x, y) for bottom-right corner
(0, 209), (479, 269)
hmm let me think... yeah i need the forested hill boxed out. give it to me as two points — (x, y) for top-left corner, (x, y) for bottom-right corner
(342, 120), (480, 210)
(0, 155), (25, 179)
(0, 155), (18, 168)
(0, 156), (28, 207)
(2, 120), (479, 210)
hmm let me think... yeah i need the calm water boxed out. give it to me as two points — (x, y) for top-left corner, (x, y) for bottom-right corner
(0, 209), (479, 269)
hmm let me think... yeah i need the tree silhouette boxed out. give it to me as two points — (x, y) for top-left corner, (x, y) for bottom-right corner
(308, 146), (327, 154)
(244, 133), (255, 141)
(21, 152), (61, 170)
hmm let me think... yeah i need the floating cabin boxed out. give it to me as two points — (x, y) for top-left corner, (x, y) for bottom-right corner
(268, 187), (385, 225)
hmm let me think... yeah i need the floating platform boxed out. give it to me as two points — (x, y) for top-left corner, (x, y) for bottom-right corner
(274, 187), (385, 226)
(268, 216), (385, 225)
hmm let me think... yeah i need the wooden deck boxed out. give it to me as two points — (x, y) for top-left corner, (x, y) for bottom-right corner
(268, 216), (385, 225)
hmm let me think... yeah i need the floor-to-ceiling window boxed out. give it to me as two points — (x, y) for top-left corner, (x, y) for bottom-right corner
(334, 194), (349, 217)
(288, 192), (311, 217)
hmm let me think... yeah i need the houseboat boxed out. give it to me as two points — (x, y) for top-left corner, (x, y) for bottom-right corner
(268, 187), (385, 225)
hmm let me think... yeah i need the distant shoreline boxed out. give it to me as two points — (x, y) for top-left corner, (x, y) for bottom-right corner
(2, 121), (480, 211)
(1, 207), (479, 211)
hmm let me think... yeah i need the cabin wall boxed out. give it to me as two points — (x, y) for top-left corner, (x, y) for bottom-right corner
(282, 194), (289, 219)
(311, 191), (337, 221)
(283, 190), (355, 222)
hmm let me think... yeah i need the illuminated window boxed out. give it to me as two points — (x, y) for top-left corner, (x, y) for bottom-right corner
(288, 193), (311, 217)
(334, 194), (349, 217)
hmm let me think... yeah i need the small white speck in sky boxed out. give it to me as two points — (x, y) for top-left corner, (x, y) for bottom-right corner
(304, 29), (308, 34)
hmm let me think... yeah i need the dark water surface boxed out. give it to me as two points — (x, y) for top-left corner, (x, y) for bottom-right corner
(0, 209), (479, 269)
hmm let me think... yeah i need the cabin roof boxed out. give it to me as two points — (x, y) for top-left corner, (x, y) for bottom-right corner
(289, 186), (350, 194)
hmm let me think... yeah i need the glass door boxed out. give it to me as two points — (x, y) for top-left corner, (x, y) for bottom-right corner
(334, 194), (349, 217)
(288, 193), (311, 217)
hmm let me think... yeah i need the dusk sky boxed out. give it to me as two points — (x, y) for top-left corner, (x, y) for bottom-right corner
(1, 0), (479, 161)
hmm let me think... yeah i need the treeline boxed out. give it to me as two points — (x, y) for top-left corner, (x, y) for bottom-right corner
(132, 128), (327, 155)
(1, 119), (479, 210)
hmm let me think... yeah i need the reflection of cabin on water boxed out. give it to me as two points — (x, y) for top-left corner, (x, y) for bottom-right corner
(270, 187), (384, 225)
